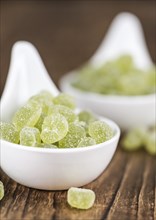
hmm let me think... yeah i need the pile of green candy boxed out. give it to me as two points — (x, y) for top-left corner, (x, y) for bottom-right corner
(0, 91), (113, 148)
(72, 55), (156, 96)
(122, 126), (156, 155)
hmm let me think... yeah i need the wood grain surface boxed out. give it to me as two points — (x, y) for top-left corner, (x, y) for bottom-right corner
(0, 1), (156, 220)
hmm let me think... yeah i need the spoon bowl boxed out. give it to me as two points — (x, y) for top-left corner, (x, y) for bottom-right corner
(60, 12), (155, 130)
(0, 41), (120, 190)
(1, 117), (120, 190)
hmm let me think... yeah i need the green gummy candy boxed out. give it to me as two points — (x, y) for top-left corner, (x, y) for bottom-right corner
(78, 111), (96, 124)
(20, 127), (41, 147)
(35, 113), (46, 131)
(59, 123), (86, 148)
(0, 181), (4, 200)
(67, 187), (95, 209)
(12, 103), (42, 131)
(144, 131), (156, 155)
(29, 91), (53, 114)
(48, 105), (78, 124)
(88, 121), (113, 144)
(72, 55), (156, 96)
(53, 93), (76, 109)
(0, 122), (19, 144)
(41, 114), (68, 144)
(77, 137), (96, 147)
(122, 128), (146, 151)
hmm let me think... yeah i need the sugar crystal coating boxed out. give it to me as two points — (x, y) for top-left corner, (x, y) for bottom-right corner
(59, 122), (86, 148)
(53, 93), (76, 109)
(0, 91), (114, 149)
(0, 181), (4, 200)
(72, 55), (156, 96)
(122, 128), (146, 151)
(29, 91), (53, 114)
(144, 130), (156, 155)
(48, 105), (78, 124)
(67, 187), (95, 209)
(77, 137), (96, 147)
(78, 111), (96, 124)
(35, 113), (46, 131)
(41, 114), (68, 144)
(0, 122), (19, 143)
(12, 103), (42, 131)
(20, 127), (41, 146)
(89, 121), (113, 144)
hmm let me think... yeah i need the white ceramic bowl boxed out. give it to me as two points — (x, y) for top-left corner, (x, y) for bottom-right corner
(60, 72), (155, 131)
(0, 117), (120, 190)
(60, 12), (155, 130)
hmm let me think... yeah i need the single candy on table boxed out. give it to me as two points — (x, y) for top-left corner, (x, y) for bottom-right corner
(122, 128), (146, 151)
(144, 130), (156, 155)
(0, 181), (4, 200)
(67, 187), (95, 209)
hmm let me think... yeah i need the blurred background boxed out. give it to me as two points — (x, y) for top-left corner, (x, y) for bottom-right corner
(0, 0), (156, 95)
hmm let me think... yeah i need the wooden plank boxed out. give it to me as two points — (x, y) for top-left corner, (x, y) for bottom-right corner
(137, 155), (156, 220)
(50, 149), (128, 220)
(106, 151), (155, 220)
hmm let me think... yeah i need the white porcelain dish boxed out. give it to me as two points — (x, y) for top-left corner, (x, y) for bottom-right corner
(60, 12), (156, 131)
(0, 41), (120, 190)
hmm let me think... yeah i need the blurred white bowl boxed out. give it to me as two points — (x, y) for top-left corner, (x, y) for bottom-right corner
(60, 72), (155, 131)
(60, 12), (156, 130)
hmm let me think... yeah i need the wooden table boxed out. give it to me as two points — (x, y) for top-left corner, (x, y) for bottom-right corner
(1, 148), (156, 220)
(0, 1), (156, 220)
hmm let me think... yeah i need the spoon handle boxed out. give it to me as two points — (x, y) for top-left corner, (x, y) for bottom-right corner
(1, 41), (59, 121)
(90, 12), (153, 69)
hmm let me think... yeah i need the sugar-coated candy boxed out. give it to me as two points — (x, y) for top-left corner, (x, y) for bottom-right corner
(77, 137), (96, 147)
(20, 127), (41, 146)
(1, 91), (115, 149)
(53, 93), (76, 109)
(41, 114), (68, 144)
(78, 111), (96, 124)
(67, 187), (95, 209)
(0, 181), (4, 200)
(0, 122), (19, 144)
(29, 90), (53, 114)
(59, 123), (86, 148)
(12, 103), (42, 131)
(144, 131), (156, 155)
(72, 55), (155, 96)
(48, 105), (78, 124)
(122, 128), (146, 151)
(35, 113), (46, 131)
(89, 121), (113, 144)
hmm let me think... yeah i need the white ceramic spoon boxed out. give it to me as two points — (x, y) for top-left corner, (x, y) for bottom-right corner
(0, 41), (120, 190)
(60, 12), (155, 130)
(1, 42), (59, 122)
